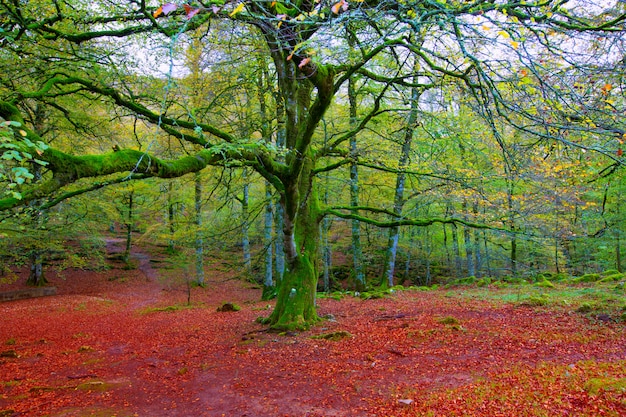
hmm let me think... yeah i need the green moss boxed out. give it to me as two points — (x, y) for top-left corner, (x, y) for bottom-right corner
(584, 377), (626, 395)
(523, 294), (550, 307)
(438, 316), (460, 325)
(598, 273), (624, 283)
(140, 304), (194, 314)
(476, 278), (491, 287)
(534, 279), (555, 288)
(217, 302), (240, 312)
(311, 331), (352, 341)
(574, 273), (601, 283)
(576, 303), (595, 313)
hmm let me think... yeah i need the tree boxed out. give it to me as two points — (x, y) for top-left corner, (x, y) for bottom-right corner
(0, 0), (624, 329)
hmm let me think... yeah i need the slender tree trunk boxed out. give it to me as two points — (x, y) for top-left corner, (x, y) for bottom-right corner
(451, 222), (462, 277)
(613, 177), (623, 272)
(167, 182), (176, 253)
(241, 169), (252, 275)
(321, 164), (332, 292)
(194, 173), (205, 286)
(273, 88), (286, 286)
(123, 191), (134, 264)
(27, 179), (46, 285)
(382, 76), (419, 288)
(507, 182), (518, 276)
(472, 201), (481, 278)
(26, 106), (47, 286)
(443, 223), (451, 275)
(348, 76), (365, 291)
(462, 200), (475, 277)
(263, 183), (275, 299)
(554, 189), (560, 274)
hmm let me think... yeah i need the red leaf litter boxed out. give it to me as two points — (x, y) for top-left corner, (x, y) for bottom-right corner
(1, 242), (625, 416)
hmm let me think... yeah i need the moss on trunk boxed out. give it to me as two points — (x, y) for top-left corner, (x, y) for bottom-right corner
(266, 150), (321, 330)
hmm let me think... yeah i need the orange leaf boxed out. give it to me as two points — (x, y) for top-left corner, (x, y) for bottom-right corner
(332, 0), (344, 14)
(184, 4), (200, 19)
(298, 57), (311, 68)
(153, 6), (163, 17)
(617, 148), (623, 157)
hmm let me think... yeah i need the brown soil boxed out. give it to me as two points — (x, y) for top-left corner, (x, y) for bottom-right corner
(0, 241), (625, 416)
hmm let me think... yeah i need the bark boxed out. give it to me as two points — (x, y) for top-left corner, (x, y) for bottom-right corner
(472, 201), (481, 278)
(263, 183), (275, 299)
(123, 191), (134, 264)
(194, 173), (205, 286)
(348, 76), (365, 291)
(451, 222), (462, 278)
(167, 182), (176, 253)
(382, 75), (419, 288)
(462, 200), (475, 277)
(266, 151), (320, 330)
(241, 169), (251, 276)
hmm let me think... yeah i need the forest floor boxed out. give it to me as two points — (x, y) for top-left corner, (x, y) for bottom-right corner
(0, 239), (625, 417)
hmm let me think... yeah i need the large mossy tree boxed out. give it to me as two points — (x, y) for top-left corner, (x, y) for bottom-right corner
(0, 0), (624, 329)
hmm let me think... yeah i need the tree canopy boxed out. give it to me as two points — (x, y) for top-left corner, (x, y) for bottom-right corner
(1, 0), (624, 328)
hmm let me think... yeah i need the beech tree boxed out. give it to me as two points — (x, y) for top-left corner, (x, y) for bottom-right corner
(0, 0), (624, 329)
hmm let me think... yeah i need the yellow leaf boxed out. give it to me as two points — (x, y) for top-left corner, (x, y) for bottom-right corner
(510, 40), (519, 49)
(18, 130), (27, 137)
(498, 30), (510, 39)
(230, 3), (245, 17)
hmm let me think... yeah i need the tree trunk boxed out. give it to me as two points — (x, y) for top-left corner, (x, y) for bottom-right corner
(194, 173), (205, 286)
(266, 152), (320, 330)
(451, 222), (462, 278)
(382, 75), (419, 288)
(462, 199), (475, 277)
(472, 201), (481, 278)
(167, 182), (176, 253)
(241, 169), (251, 275)
(123, 191), (134, 264)
(613, 177), (623, 272)
(262, 183), (275, 299)
(27, 251), (46, 286)
(348, 76), (365, 291)
(26, 108), (47, 287)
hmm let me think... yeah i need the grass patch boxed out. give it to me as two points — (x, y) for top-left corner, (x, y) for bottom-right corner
(448, 280), (625, 318)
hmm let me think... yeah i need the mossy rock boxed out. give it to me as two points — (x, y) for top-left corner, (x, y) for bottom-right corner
(601, 269), (621, 277)
(576, 303), (596, 313)
(598, 273), (624, 283)
(217, 302), (241, 312)
(575, 273), (601, 283)
(522, 294), (550, 307)
(311, 331), (352, 341)
(584, 377), (626, 395)
(438, 316), (460, 325)
(359, 291), (385, 300)
(534, 279), (555, 288)
(476, 277), (491, 287)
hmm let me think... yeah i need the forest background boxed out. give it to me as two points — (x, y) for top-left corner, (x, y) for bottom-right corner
(0, 0), (625, 329)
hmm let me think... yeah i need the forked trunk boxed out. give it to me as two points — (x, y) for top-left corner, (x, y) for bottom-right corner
(266, 154), (321, 330)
